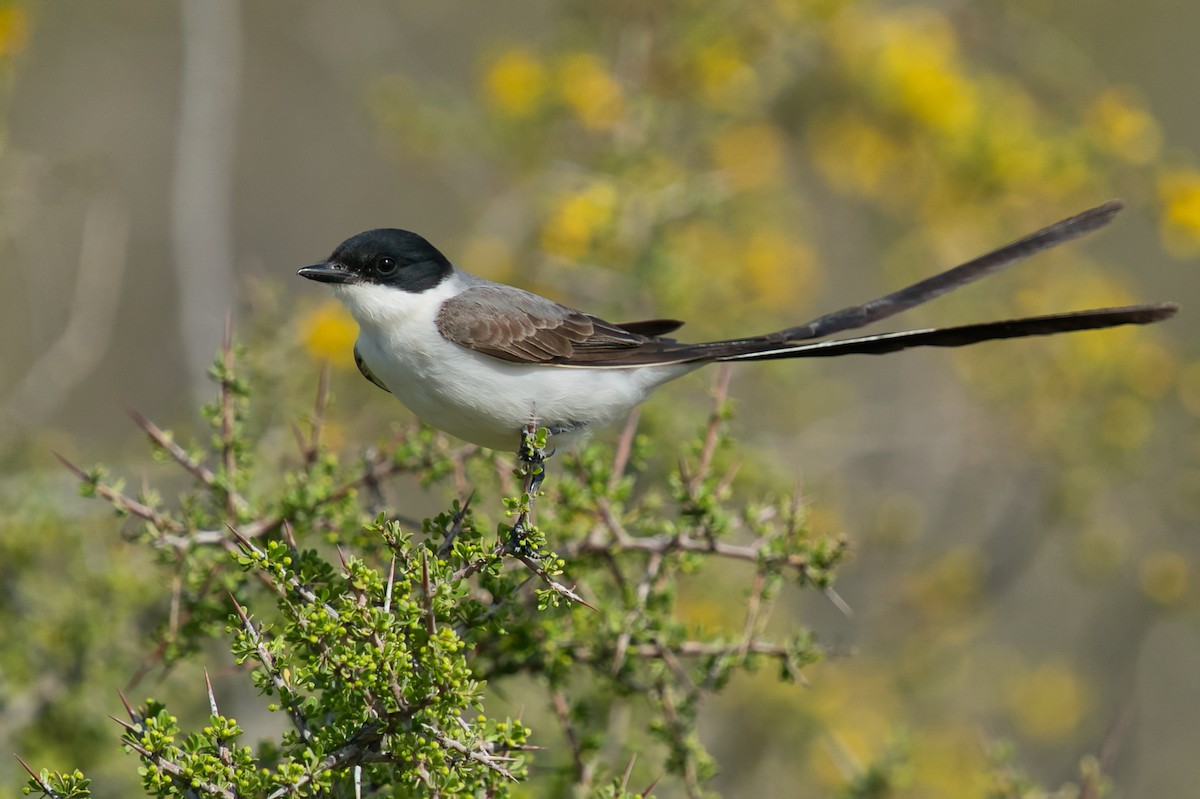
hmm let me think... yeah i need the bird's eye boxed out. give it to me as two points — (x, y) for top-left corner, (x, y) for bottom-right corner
(377, 257), (398, 276)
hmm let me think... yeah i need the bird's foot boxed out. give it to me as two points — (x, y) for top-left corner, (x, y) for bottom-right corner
(506, 423), (551, 555)
(507, 516), (543, 559)
(517, 423), (552, 494)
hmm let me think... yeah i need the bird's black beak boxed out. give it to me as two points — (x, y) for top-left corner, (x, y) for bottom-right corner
(297, 262), (359, 284)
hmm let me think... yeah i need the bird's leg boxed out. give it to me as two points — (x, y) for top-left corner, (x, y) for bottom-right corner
(508, 421), (550, 556)
(520, 422), (550, 496)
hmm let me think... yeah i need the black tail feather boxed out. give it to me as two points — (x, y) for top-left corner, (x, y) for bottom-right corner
(719, 303), (1179, 362)
(773, 201), (1126, 342)
(542, 202), (1178, 369)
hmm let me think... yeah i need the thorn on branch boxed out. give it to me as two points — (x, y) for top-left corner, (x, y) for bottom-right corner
(117, 689), (140, 724)
(384, 554), (396, 614)
(204, 669), (219, 716)
(126, 405), (218, 488)
(437, 494), (473, 559)
(421, 550), (436, 636)
(14, 753), (60, 799)
(55, 451), (186, 536)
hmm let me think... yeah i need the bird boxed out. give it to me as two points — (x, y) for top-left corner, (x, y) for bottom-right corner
(298, 201), (1177, 452)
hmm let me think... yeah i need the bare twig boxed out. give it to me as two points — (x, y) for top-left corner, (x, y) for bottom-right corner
(450, 542), (506, 583)
(689, 365), (732, 495)
(563, 529), (818, 572)
(551, 689), (587, 782)
(305, 362), (331, 468)
(219, 317), (239, 519)
(1078, 701), (1136, 799)
(437, 494), (474, 559)
(168, 572), (183, 644)
(261, 719), (393, 799)
(612, 551), (665, 674)
(737, 571), (768, 663)
(619, 753), (637, 797)
(572, 638), (811, 661)
(127, 405), (216, 488)
(55, 452), (186, 536)
(609, 409), (641, 493)
(655, 682), (702, 799)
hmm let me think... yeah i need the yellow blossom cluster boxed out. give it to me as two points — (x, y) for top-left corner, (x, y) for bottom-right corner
(482, 48), (545, 119)
(1158, 167), (1200, 255)
(299, 300), (357, 369)
(483, 48), (625, 131)
(1087, 87), (1162, 165)
(539, 180), (619, 261)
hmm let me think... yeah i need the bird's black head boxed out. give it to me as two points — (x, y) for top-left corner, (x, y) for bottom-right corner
(298, 228), (453, 293)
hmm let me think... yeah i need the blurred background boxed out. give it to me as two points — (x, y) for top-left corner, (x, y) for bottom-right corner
(1, 1), (1197, 797)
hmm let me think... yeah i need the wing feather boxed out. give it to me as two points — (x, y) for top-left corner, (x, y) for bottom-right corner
(435, 285), (658, 365)
(354, 342), (391, 392)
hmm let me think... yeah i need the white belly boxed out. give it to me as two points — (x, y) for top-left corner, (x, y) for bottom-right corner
(336, 279), (697, 450)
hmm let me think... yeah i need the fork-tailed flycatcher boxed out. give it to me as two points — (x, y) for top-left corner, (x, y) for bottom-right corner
(298, 201), (1177, 450)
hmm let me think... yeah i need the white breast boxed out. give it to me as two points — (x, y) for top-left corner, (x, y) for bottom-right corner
(334, 275), (697, 450)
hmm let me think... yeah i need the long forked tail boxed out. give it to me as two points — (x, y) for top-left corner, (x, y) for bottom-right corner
(682, 201), (1178, 363)
(719, 303), (1178, 361)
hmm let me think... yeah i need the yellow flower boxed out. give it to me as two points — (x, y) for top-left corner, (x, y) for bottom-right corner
(711, 124), (786, 191)
(875, 10), (979, 134)
(742, 228), (818, 311)
(803, 662), (898, 788)
(807, 111), (901, 199)
(557, 52), (624, 130)
(693, 39), (759, 109)
(1122, 339), (1176, 400)
(1139, 550), (1190, 607)
(662, 220), (740, 310)
(910, 725), (991, 799)
(300, 300), (357, 368)
(539, 180), (619, 260)
(1007, 661), (1089, 743)
(1158, 167), (1200, 255)
(482, 48), (546, 119)
(905, 547), (985, 620)
(1087, 87), (1161, 164)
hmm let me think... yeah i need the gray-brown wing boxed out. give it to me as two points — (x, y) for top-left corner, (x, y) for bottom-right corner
(354, 341), (391, 392)
(435, 285), (668, 365)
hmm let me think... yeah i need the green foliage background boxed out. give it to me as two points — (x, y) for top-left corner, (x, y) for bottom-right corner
(1, 2), (1196, 797)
